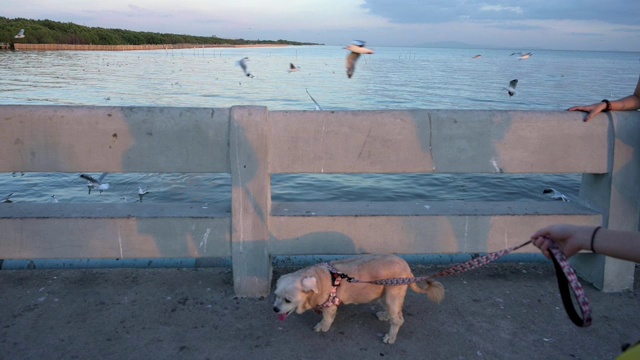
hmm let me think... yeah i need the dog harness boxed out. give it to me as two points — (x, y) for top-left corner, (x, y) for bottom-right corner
(313, 263), (348, 313)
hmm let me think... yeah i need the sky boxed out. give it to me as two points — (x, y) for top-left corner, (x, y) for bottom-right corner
(3, 0), (640, 51)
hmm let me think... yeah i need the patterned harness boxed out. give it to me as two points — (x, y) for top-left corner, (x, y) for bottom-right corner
(313, 263), (349, 313)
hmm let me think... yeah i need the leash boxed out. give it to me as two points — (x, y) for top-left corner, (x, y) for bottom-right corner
(547, 242), (592, 327)
(325, 240), (592, 328)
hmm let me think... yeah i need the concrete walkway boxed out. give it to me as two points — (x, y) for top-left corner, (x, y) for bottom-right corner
(1, 262), (639, 359)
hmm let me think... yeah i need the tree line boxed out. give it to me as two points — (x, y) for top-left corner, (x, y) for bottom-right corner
(0, 17), (321, 46)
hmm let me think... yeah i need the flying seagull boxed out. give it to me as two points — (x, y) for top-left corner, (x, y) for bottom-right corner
(510, 51), (532, 60)
(518, 52), (533, 60)
(80, 173), (110, 194)
(14, 29), (25, 39)
(305, 88), (322, 110)
(344, 40), (374, 79)
(543, 188), (570, 202)
(472, 54), (482, 59)
(236, 57), (254, 78)
(288, 63), (300, 73)
(505, 79), (518, 97)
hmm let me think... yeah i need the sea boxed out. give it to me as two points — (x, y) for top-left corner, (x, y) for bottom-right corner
(1, 45), (639, 205)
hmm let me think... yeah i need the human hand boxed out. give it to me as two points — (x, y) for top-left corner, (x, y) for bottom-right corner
(567, 102), (608, 122)
(530, 224), (592, 259)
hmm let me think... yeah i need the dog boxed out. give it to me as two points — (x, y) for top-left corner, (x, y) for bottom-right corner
(273, 254), (444, 344)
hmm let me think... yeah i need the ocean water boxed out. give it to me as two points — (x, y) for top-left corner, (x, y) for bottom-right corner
(0, 46), (639, 204)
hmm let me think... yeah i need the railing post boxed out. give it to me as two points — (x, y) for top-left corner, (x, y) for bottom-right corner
(576, 112), (640, 291)
(229, 106), (272, 297)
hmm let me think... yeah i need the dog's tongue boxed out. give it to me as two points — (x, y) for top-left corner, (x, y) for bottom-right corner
(278, 313), (288, 322)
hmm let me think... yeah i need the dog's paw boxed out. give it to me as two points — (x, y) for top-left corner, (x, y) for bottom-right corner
(314, 322), (331, 333)
(382, 333), (396, 344)
(376, 311), (390, 321)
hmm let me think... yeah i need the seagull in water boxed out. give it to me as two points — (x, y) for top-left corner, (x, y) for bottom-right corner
(80, 173), (110, 194)
(236, 57), (254, 78)
(2, 193), (13, 203)
(344, 40), (374, 79)
(288, 63), (300, 73)
(138, 186), (150, 203)
(543, 188), (570, 202)
(505, 79), (518, 97)
(305, 88), (322, 110)
(14, 29), (25, 39)
(50, 195), (59, 203)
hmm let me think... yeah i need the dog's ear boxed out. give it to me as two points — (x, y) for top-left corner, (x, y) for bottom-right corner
(301, 276), (318, 293)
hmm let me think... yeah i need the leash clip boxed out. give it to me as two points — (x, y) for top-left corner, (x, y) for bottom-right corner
(339, 273), (355, 282)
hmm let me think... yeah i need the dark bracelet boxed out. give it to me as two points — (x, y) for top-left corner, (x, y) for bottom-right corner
(601, 99), (612, 112)
(590, 226), (602, 253)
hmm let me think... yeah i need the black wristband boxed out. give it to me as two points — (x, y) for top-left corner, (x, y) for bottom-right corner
(590, 226), (602, 253)
(601, 99), (611, 112)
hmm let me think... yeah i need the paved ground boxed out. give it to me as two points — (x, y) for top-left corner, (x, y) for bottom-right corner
(1, 262), (639, 360)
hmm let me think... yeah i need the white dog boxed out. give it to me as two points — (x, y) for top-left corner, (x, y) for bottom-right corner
(273, 254), (444, 344)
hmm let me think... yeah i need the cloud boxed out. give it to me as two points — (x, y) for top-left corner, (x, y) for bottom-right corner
(568, 32), (605, 37)
(485, 22), (546, 32)
(2, 0), (638, 51)
(361, 0), (640, 26)
(479, 5), (523, 15)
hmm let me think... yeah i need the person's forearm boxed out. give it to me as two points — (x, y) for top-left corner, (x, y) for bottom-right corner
(608, 76), (640, 111)
(610, 94), (640, 111)
(591, 228), (640, 263)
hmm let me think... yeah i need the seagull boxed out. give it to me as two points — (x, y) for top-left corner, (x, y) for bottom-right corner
(543, 188), (570, 202)
(305, 88), (322, 110)
(288, 63), (300, 73)
(138, 186), (149, 202)
(236, 57), (254, 78)
(51, 195), (59, 203)
(518, 52), (533, 60)
(14, 29), (25, 39)
(2, 193), (13, 203)
(505, 79), (518, 97)
(344, 40), (374, 79)
(80, 173), (110, 194)
(472, 54), (482, 59)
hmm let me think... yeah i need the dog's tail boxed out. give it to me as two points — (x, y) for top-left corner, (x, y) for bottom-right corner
(410, 279), (445, 304)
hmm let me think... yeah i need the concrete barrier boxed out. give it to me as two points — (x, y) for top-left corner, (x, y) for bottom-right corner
(1, 105), (638, 297)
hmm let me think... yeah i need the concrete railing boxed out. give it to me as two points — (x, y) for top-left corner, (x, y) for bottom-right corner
(1, 106), (638, 297)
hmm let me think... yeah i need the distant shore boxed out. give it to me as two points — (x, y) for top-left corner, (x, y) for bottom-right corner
(12, 43), (294, 52)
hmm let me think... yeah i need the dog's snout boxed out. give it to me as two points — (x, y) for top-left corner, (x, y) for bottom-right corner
(273, 306), (280, 313)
